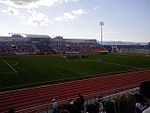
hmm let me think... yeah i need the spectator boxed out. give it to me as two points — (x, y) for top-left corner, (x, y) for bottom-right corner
(74, 94), (85, 113)
(115, 93), (136, 113)
(67, 98), (74, 105)
(133, 93), (147, 113)
(59, 103), (80, 113)
(98, 100), (104, 113)
(52, 99), (59, 113)
(86, 103), (97, 113)
(104, 101), (115, 113)
(60, 109), (70, 113)
(140, 81), (150, 113)
(8, 108), (15, 113)
(94, 98), (104, 113)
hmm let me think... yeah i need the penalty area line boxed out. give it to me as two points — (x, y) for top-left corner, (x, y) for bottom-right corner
(2, 59), (18, 73)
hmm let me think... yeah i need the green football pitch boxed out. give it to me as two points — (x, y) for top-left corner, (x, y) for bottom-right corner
(0, 54), (150, 91)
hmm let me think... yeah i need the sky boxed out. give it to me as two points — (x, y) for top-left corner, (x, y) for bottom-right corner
(0, 0), (150, 42)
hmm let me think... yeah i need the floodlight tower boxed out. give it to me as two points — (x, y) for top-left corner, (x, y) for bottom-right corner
(99, 21), (104, 45)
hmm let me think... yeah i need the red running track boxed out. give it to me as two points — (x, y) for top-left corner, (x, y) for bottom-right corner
(0, 70), (150, 113)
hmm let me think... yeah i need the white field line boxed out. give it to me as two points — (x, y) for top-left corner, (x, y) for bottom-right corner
(68, 59), (138, 68)
(13, 61), (18, 66)
(84, 59), (140, 69)
(2, 59), (18, 73)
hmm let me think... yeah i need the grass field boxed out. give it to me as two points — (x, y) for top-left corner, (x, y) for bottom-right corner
(0, 54), (150, 91)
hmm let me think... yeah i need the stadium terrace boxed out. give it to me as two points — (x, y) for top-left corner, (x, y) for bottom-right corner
(0, 34), (105, 55)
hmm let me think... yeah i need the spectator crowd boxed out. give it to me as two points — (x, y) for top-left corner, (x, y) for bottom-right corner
(51, 81), (150, 113)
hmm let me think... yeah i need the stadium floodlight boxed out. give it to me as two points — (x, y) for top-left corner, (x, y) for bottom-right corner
(99, 21), (104, 45)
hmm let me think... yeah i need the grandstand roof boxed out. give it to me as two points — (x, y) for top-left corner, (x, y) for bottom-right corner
(0, 36), (11, 41)
(64, 39), (97, 43)
(26, 34), (51, 39)
(0, 34), (30, 42)
(11, 34), (24, 38)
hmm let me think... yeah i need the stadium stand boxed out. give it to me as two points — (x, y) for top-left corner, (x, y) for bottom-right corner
(0, 34), (105, 55)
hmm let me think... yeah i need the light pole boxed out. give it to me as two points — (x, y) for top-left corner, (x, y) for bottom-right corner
(99, 21), (104, 45)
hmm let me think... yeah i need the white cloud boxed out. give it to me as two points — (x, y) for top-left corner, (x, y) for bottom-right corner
(55, 17), (64, 21)
(38, 0), (78, 6)
(0, 0), (37, 8)
(27, 8), (51, 26)
(0, 0), (78, 25)
(93, 6), (100, 10)
(0, 0), (77, 8)
(55, 9), (85, 21)
(1, 7), (19, 15)
(64, 0), (77, 2)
